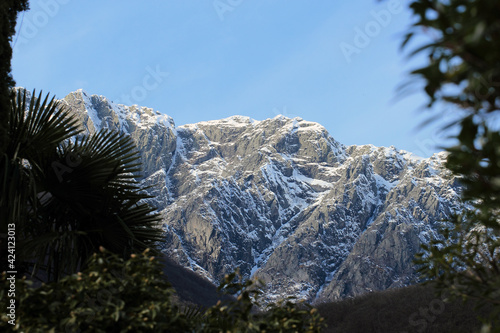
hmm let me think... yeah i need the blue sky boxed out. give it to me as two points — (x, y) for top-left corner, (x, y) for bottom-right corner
(11, 0), (457, 157)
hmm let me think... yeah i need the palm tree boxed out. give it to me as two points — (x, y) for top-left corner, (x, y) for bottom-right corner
(1, 89), (79, 275)
(1, 89), (164, 281)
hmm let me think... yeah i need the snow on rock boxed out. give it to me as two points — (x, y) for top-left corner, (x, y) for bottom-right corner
(57, 89), (464, 304)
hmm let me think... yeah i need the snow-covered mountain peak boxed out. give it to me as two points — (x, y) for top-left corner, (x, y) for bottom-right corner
(267, 114), (325, 132)
(17, 88), (464, 304)
(61, 90), (175, 134)
(183, 115), (260, 130)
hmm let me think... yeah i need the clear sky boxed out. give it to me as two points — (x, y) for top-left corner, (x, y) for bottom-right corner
(11, 0), (457, 157)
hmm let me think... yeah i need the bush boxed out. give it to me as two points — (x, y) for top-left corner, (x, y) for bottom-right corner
(1, 248), (189, 333)
(199, 270), (325, 332)
(1, 249), (324, 332)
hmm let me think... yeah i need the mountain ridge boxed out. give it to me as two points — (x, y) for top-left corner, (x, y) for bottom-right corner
(27, 88), (464, 303)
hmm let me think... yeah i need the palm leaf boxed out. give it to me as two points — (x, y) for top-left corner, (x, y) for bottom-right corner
(26, 128), (163, 280)
(4, 89), (164, 281)
(7, 89), (80, 162)
(1, 90), (80, 272)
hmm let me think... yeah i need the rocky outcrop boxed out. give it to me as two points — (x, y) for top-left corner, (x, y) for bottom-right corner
(61, 90), (177, 185)
(58, 90), (464, 303)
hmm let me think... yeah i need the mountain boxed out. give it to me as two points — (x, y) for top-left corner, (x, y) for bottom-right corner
(55, 89), (463, 303)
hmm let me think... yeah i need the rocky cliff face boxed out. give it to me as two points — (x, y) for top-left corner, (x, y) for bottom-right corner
(58, 90), (463, 303)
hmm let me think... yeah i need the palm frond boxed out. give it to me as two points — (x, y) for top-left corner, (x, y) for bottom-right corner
(3, 89), (164, 281)
(7, 89), (80, 162)
(26, 128), (163, 280)
(1, 90), (80, 267)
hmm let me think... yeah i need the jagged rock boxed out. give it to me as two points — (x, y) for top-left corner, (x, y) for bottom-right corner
(51, 89), (464, 303)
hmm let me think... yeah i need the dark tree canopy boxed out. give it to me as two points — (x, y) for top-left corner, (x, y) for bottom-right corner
(0, 0), (29, 152)
(402, 0), (500, 328)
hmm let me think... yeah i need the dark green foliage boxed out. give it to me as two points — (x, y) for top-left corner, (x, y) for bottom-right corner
(262, 300), (324, 333)
(0, 0), (29, 152)
(0, 0), (29, 89)
(402, 0), (500, 113)
(0, 249), (325, 332)
(401, 0), (500, 330)
(1, 248), (189, 333)
(199, 270), (325, 332)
